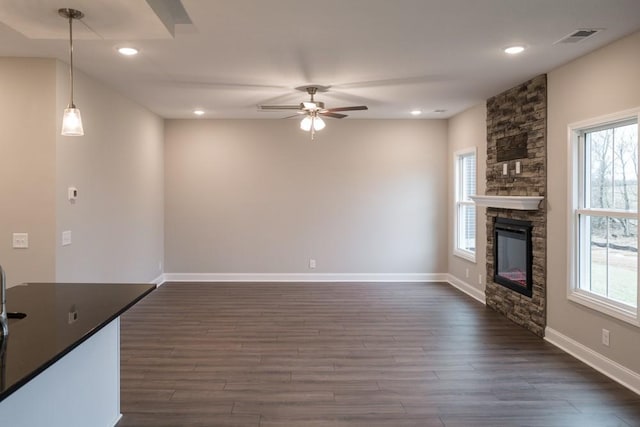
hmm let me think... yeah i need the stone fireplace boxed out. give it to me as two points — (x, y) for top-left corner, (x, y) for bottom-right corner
(484, 75), (547, 337)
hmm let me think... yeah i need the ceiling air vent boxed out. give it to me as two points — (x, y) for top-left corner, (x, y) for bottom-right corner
(555, 29), (602, 44)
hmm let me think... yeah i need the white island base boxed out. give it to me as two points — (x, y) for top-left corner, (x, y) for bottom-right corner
(0, 319), (121, 427)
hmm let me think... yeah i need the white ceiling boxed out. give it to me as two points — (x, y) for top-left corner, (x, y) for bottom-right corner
(1, 0), (640, 119)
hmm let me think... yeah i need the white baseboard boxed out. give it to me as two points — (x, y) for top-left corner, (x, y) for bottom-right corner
(162, 272), (448, 283)
(446, 274), (486, 304)
(150, 274), (165, 286)
(111, 414), (123, 427)
(545, 327), (640, 396)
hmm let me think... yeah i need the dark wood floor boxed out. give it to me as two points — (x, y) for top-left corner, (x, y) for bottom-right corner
(117, 282), (640, 427)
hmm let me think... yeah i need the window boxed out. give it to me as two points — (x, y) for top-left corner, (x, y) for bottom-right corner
(454, 149), (476, 261)
(569, 110), (639, 323)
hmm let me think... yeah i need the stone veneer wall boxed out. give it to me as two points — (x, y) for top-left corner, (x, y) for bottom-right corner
(485, 75), (547, 337)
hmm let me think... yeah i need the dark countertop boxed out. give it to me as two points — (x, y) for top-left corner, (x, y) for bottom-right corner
(0, 282), (155, 402)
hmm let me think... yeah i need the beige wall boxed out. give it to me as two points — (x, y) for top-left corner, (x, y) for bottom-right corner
(447, 104), (487, 294)
(0, 58), (57, 287)
(165, 119), (448, 275)
(0, 57), (164, 287)
(55, 61), (165, 283)
(547, 31), (640, 373)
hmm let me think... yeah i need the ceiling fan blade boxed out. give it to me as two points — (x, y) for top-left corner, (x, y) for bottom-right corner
(334, 75), (444, 89)
(327, 106), (368, 112)
(160, 80), (290, 91)
(320, 112), (348, 119)
(258, 104), (301, 111)
(282, 114), (303, 119)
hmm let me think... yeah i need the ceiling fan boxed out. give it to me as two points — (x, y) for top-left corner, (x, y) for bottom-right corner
(258, 85), (368, 139)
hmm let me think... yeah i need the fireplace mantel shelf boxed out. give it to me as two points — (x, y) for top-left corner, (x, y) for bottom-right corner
(470, 195), (543, 210)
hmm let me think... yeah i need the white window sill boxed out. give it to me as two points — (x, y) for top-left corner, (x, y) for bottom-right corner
(568, 290), (639, 327)
(453, 249), (476, 263)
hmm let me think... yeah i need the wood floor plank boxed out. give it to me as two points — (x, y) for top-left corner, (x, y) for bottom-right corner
(440, 414), (629, 427)
(259, 418), (445, 427)
(117, 282), (640, 426)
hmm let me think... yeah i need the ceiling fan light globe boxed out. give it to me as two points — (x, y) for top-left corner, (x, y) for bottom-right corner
(300, 116), (313, 131)
(313, 117), (326, 131)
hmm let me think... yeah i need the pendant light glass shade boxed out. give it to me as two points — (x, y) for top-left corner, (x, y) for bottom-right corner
(59, 8), (84, 136)
(62, 107), (84, 136)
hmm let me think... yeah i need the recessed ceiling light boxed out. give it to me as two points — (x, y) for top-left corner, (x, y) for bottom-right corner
(193, 109), (205, 116)
(504, 45), (525, 55)
(410, 110), (422, 116)
(117, 47), (139, 56)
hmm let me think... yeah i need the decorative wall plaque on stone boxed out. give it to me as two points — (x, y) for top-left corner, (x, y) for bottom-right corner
(497, 133), (528, 161)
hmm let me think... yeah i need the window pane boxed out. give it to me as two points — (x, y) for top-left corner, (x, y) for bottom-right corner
(588, 215), (607, 297)
(612, 124), (638, 212)
(584, 214), (638, 308)
(608, 217), (637, 307)
(587, 122), (638, 211)
(457, 204), (475, 252)
(588, 128), (614, 209)
(461, 154), (476, 201)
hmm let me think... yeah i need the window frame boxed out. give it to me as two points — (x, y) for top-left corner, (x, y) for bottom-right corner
(453, 147), (477, 262)
(567, 108), (640, 326)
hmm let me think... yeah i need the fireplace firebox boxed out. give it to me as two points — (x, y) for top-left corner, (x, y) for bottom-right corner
(493, 217), (533, 297)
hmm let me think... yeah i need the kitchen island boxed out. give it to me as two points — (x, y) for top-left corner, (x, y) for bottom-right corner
(0, 282), (155, 427)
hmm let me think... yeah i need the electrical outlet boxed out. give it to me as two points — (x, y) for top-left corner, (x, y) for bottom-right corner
(478, 274), (483, 285)
(465, 268), (469, 278)
(12, 233), (29, 249)
(602, 329), (610, 347)
(502, 163), (508, 175)
(68, 310), (78, 324)
(309, 259), (316, 269)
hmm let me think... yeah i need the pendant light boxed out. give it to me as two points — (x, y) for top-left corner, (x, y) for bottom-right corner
(59, 8), (84, 136)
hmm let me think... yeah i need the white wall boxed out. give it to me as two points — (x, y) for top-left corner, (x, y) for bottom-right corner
(164, 119), (448, 276)
(0, 58), (57, 287)
(55, 61), (165, 283)
(447, 104), (487, 299)
(547, 31), (640, 374)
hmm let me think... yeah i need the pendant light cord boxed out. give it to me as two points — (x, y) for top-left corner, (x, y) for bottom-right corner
(68, 14), (75, 109)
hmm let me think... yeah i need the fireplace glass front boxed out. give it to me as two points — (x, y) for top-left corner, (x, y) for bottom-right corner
(494, 217), (533, 297)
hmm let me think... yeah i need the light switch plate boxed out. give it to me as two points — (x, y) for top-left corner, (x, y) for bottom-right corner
(68, 187), (78, 202)
(62, 230), (72, 246)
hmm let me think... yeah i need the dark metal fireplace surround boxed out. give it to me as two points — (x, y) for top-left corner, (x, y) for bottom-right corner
(494, 217), (533, 297)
